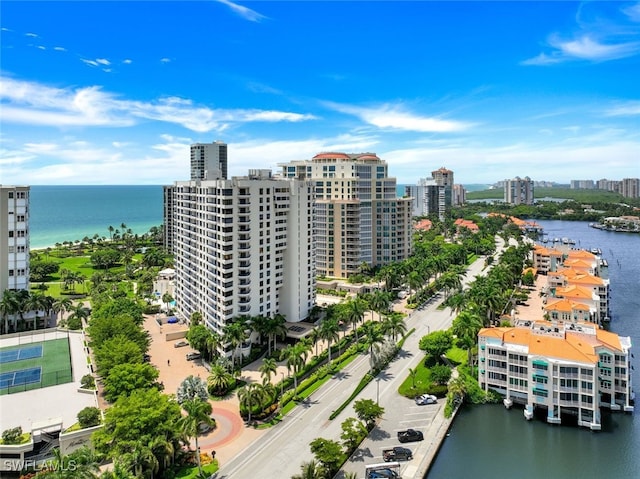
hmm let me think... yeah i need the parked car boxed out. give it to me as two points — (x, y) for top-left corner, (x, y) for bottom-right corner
(382, 446), (413, 462)
(397, 429), (424, 443)
(186, 352), (201, 361)
(415, 394), (437, 405)
(368, 469), (399, 479)
(174, 340), (189, 348)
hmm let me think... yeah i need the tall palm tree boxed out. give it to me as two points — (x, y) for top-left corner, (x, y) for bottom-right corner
(369, 290), (390, 322)
(26, 292), (48, 330)
(53, 297), (73, 326)
(43, 446), (99, 479)
(380, 313), (407, 342)
(280, 342), (310, 394)
(205, 331), (223, 360)
(238, 383), (269, 423)
(223, 320), (249, 369)
(258, 357), (278, 385)
(362, 321), (385, 372)
(0, 289), (19, 334)
(122, 442), (158, 479)
(13, 289), (30, 332)
(291, 459), (325, 479)
(265, 313), (288, 356)
(67, 302), (91, 327)
(108, 225), (114, 241)
(179, 399), (214, 477)
(318, 318), (340, 362)
(344, 297), (366, 341)
(148, 434), (175, 475)
(451, 310), (484, 365)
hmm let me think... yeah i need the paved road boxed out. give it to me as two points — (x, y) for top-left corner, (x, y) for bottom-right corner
(218, 240), (502, 479)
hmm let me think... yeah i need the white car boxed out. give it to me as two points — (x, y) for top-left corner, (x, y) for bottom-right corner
(415, 394), (437, 405)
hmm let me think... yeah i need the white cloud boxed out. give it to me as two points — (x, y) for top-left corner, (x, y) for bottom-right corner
(25, 32), (38, 38)
(604, 101), (640, 116)
(122, 59), (132, 64)
(96, 58), (111, 66)
(160, 58), (171, 63)
(81, 59), (99, 67)
(0, 77), (317, 132)
(325, 102), (471, 133)
(37, 45), (46, 50)
(54, 46), (66, 52)
(623, 2), (640, 22)
(216, 0), (267, 22)
(523, 35), (640, 64)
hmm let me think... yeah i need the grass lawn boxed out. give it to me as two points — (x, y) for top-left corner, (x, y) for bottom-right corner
(0, 338), (73, 395)
(446, 346), (468, 366)
(398, 360), (433, 397)
(174, 461), (218, 479)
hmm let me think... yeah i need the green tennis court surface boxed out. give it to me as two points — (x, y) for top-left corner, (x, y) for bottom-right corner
(0, 338), (73, 395)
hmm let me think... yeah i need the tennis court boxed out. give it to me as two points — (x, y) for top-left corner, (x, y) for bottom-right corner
(0, 367), (42, 388)
(0, 345), (43, 364)
(0, 338), (72, 395)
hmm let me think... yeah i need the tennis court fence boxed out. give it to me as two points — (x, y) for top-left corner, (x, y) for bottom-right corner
(0, 369), (73, 395)
(0, 328), (70, 346)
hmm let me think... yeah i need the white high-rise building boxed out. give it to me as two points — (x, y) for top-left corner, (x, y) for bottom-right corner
(190, 141), (228, 180)
(166, 169), (315, 348)
(1, 186), (30, 295)
(281, 152), (412, 279)
(405, 178), (443, 219)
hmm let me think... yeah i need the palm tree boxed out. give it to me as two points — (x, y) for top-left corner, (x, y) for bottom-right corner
(318, 318), (340, 362)
(451, 310), (483, 365)
(362, 321), (385, 372)
(26, 292), (48, 330)
(207, 364), (235, 396)
(259, 357), (278, 385)
(369, 290), (390, 322)
(223, 320), (249, 369)
(238, 383), (269, 423)
(148, 434), (175, 475)
(179, 399), (214, 477)
(205, 331), (223, 360)
(13, 289), (30, 332)
(43, 446), (99, 479)
(280, 342), (310, 394)
(67, 302), (91, 327)
(161, 292), (174, 314)
(265, 313), (288, 356)
(343, 297), (366, 341)
(380, 313), (407, 342)
(52, 297), (73, 324)
(291, 459), (325, 479)
(108, 225), (114, 241)
(176, 375), (209, 404)
(122, 442), (158, 479)
(0, 289), (19, 334)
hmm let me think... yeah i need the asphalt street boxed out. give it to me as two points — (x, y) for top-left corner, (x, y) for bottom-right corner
(217, 239), (503, 479)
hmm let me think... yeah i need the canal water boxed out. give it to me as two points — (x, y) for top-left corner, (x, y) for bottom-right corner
(427, 220), (640, 479)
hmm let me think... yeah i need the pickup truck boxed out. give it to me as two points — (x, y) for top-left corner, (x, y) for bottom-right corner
(382, 446), (413, 461)
(397, 428), (424, 443)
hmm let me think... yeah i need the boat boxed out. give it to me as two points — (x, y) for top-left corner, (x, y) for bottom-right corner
(553, 237), (560, 243)
(562, 237), (569, 244)
(591, 248), (602, 255)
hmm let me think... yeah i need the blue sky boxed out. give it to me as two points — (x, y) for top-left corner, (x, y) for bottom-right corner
(1, 1), (639, 186)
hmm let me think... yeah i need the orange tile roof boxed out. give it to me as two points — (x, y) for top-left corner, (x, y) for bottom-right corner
(556, 285), (595, 299)
(567, 250), (596, 260)
(414, 219), (432, 231)
(545, 298), (590, 312)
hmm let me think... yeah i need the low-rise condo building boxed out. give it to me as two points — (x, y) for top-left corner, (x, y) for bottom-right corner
(478, 320), (634, 430)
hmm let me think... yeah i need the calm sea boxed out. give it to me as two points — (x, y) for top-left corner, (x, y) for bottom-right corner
(428, 220), (640, 479)
(29, 185), (164, 249)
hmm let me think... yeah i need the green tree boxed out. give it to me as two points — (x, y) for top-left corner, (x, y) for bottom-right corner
(207, 364), (235, 396)
(318, 318), (340, 362)
(179, 399), (214, 477)
(380, 313), (407, 342)
(259, 357), (278, 385)
(29, 260), (60, 282)
(419, 330), (453, 361)
(87, 314), (149, 351)
(224, 319), (249, 368)
(103, 363), (160, 402)
(90, 248), (121, 269)
(0, 289), (18, 334)
(77, 406), (101, 429)
(93, 388), (183, 461)
(291, 460), (325, 479)
(340, 417), (367, 452)
(309, 438), (343, 477)
(66, 302), (91, 329)
(176, 375), (209, 404)
(281, 341), (310, 394)
(93, 336), (143, 377)
(361, 321), (385, 372)
(238, 383), (269, 422)
(353, 398), (385, 430)
(431, 364), (453, 385)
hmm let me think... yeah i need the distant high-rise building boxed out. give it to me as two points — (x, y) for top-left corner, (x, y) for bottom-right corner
(190, 141), (228, 180)
(504, 176), (534, 205)
(165, 167), (316, 353)
(620, 178), (640, 199)
(431, 167), (454, 209)
(405, 179), (444, 220)
(282, 152), (412, 279)
(452, 184), (466, 206)
(0, 185), (30, 295)
(570, 180), (595, 190)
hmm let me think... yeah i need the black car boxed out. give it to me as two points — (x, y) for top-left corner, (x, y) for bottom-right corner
(397, 428), (424, 443)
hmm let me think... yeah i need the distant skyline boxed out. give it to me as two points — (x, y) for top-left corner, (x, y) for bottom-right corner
(1, 1), (639, 186)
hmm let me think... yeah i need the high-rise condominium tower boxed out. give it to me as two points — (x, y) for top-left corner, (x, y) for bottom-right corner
(190, 141), (228, 180)
(165, 167), (315, 350)
(504, 176), (535, 205)
(0, 185), (30, 295)
(281, 152), (412, 279)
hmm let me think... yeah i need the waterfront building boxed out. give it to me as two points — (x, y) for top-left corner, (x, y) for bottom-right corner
(405, 178), (443, 219)
(281, 152), (412, 278)
(478, 319), (634, 430)
(620, 178), (640, 199)
(570, 180), (595, 189)
(0, 185), (30, 295)
(166, 168), (315, 355)
(452, 183), (466, 206)
(532, 245), (564, 274)
(504, 176), (534, 205)
(431, 167), (454, 210)
(190, 140), (228, 180)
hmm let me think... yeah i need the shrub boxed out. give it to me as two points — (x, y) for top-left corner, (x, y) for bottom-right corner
(77, 407), (101, 428)
(80, 374), (96, 389)
(2, 427), (23, 445)
(67, 316), (83, 330)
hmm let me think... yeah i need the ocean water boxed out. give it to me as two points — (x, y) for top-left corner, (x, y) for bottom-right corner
(29, 185), (164, 249)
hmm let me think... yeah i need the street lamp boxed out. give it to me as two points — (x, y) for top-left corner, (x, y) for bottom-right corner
(280, 372), (285, 397)
(426, 325), (430, 335)
(376, 377), (380, 405)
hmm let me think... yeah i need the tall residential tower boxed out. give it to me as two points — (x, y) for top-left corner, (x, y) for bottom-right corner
(1, 186), (30, 295)
(281, 152), (412, 278)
